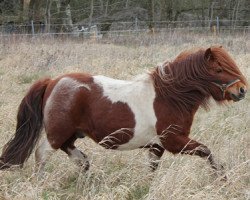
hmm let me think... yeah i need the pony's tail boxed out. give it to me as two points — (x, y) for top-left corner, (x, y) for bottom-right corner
(0, 78), (51, 170)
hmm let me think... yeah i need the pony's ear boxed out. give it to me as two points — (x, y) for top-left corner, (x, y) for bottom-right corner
(204, 48), (214, 61)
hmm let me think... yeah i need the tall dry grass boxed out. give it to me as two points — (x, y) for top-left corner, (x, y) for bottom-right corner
(0, 32), (249, 200)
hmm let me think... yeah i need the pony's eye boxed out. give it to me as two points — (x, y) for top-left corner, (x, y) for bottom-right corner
(216, 68), (223, 73)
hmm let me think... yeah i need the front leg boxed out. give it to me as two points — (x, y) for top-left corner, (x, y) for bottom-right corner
(160, 132), (226, 179)
(148, 144), (165, 171)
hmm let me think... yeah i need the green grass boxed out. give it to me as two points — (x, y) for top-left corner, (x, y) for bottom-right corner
(127, 185), (150, 200)
(17, 73), (42, 84)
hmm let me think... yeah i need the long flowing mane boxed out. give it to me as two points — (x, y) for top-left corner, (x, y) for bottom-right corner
(150, 47), (246, 114)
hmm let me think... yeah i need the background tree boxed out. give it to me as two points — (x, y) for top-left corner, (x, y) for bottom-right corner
(0, 0), (249, 32)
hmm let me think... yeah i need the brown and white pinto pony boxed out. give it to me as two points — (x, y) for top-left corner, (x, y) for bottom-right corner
(0, 46), (247, 178)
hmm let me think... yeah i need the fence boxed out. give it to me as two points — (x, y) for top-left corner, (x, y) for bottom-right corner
(0, 19), (249, 38)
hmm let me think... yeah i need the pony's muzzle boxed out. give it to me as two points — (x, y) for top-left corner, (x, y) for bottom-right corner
(229, 93), (244, 102)
(229, 86), (247, 101)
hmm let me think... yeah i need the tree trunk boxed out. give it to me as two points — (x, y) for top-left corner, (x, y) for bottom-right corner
(89, 0), (94, 27)
(99, 0), (104, 15)
(45, 0), (52, 33)
(19, 0), (25, 22)
(167, 0), (173, 21)
(28, 0), (42, 21)
(57, 0), (72, 32)
(233, 0), (240, 29)
(126, 0), (129, 8)
(147, 0), (155, 30)
(209, 1), (215, 28)
(105, 0), (109, 16)
(20, 0), (24, 11)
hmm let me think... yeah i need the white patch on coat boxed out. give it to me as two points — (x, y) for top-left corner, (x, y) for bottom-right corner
(44, 77), (90, 127)
(68, 148), (87, 159)
(35, 137), (56, 174)
(93, 74), (161, 150)
(67, 148), (89, 167)
(35, 137), (56, 163)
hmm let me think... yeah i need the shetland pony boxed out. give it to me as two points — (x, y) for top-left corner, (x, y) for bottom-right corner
(0, 46), (247, 178)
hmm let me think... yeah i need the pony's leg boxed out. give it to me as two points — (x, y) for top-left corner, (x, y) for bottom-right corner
(60, 135), (90, 171)
(160, 133), (225, 177)
(148, 144), (165, 171)
(35, 137), (56, 176)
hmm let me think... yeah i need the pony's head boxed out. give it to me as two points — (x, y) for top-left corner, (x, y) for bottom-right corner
(173, 46), (248, 103)
(203, 46), (247, 102)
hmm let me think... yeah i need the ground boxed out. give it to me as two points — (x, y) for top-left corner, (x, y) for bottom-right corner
(0, 32), (249, 200)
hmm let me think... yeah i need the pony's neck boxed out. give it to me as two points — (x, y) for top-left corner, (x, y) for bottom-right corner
(150, 51), (211, 114)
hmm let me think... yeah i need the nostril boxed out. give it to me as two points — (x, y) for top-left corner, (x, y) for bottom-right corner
(239, 87), (245, 94)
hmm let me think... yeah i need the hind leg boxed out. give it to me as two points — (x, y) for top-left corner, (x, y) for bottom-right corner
(60, 134), (90, 171)
(35, 137), (56, 176)
(148, 144), (165, 171)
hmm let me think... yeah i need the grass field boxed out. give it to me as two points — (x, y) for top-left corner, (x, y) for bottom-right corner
(0, 32), (249, 200)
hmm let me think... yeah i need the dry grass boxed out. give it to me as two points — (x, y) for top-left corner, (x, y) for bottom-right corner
(0, 32), (249, 200)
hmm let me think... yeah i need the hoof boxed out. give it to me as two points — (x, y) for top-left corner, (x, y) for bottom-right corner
(219, 175), (227, 181)
(74, 159), (90, 172)
(149, 161), (159, 172)
(212, 164), (227, 181)
(83, 160), (90, 172)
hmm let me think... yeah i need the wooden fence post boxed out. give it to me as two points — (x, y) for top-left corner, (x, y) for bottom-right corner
(216, 16), (219, 35)
(31, 20), (35, 37)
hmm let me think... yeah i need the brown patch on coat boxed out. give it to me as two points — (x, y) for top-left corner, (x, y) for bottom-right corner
(42, 73), (135, 150)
